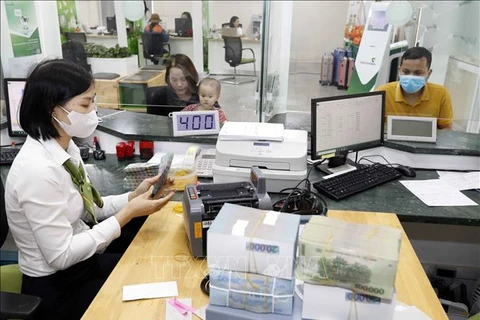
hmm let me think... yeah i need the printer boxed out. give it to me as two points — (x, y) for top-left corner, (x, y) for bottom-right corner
(212, 129), (308, 192)
(183, 167), (272, 258)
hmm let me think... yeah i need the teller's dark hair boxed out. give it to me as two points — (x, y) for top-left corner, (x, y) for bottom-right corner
(19, 59), (94, 140)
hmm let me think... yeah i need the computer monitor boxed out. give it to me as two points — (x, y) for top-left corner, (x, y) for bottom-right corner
(4, 78), (27, 137)
(175, 18), (192, 37)
(311, 91), (385, 171)
(106, 16), (116, 34)
(65, 32), (87, 44)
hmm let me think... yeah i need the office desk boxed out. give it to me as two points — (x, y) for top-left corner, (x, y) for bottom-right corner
(208, 37), (262, 74)
(169, 36), (194, 57)
(138, 37), (194, 68)
(81, 202), (447, 320)
(86, 34), (118, 48)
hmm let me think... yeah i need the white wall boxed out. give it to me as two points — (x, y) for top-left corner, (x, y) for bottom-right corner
(76, 1), (102, 29)
(0, 1), (62, 78)
(152, 1), (193, 33)
(290, 1), (349, 67)
(210, 1), (263, 37)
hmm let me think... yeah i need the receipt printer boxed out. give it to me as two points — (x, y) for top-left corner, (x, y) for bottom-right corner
(212, 130), (308, 192)
(183, 167), (272, 258)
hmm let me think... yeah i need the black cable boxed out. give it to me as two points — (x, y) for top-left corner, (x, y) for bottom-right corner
(280, 178), (309, 212)
(357, 155), (397, 167)
(276, 159), (328, 214)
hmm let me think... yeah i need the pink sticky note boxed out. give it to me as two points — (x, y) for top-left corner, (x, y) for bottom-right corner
(168, 297), (196, 315)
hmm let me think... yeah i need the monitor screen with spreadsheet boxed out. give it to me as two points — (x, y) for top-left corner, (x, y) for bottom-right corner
(310, 91), (385, 162)
(4, 78), (27, 137)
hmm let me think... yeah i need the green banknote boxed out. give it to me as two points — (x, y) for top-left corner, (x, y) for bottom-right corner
(296, 216), (402, 300)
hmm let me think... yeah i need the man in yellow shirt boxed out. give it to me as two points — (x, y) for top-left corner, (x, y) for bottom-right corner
(377, 47), (453, 129)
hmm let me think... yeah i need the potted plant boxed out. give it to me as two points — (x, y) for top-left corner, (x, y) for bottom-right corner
(84, 43), (138, 76)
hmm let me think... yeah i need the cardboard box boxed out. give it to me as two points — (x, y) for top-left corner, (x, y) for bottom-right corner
(302, 283), (397, 320)
(209, 268), (295, 315)
(207, 203), (300, 280)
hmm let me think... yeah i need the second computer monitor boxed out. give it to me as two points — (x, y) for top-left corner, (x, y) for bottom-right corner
(175, 18), (192, 37)
(4, 78), (27, 137)
(311, 91), (385, 162)
(106, 16), (116, 34)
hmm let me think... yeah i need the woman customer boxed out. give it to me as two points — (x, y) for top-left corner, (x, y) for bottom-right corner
(5, 59), (174, 319)
(146, 54), (200, 113)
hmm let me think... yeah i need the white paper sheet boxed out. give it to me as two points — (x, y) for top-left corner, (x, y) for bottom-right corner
(122, 281), (178, 301)
(393, 303), (431, 320)
(165, 298), (192, 320)
(193, 305), (207, 320)
(218, 122), (284, 141)
(400, 180), (477, 206)
(436, 171), (480, 191)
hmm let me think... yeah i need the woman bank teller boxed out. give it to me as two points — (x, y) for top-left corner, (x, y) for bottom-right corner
(5, 59), (175, 319)
(229, 15), (245, 37)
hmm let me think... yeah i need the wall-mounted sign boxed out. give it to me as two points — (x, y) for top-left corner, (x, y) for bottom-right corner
(4, 0), (42, 57)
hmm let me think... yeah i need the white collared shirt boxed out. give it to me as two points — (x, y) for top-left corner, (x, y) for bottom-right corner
(5, 136), (128, 277)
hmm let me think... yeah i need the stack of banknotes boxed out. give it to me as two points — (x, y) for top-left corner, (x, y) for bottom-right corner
(296, 216), (402, 300)
(209, 268), (295, 315)
(122, 162), (159, 189)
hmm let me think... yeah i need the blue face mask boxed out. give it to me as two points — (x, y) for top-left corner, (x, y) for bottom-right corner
(399, 75), (427, 94)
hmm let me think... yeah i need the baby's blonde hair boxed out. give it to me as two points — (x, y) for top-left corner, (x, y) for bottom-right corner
(198, 78), (221, 95)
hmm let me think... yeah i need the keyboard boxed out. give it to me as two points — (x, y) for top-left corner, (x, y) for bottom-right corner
(313, 163), (402, 200)
(0, 148), (20, 165)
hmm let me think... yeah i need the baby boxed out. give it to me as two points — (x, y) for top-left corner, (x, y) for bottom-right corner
(182, 78), (227, 124)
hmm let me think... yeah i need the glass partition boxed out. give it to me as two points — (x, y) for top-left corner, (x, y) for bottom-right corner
(205, 0), (264, 122)
(263, 0), (351, 126)
(415, 0), (479, 133)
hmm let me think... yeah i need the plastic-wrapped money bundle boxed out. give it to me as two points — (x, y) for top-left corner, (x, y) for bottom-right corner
(123, 162), (159, 189)
(296, 216), (402, 300)
(209, 268), (295, 315)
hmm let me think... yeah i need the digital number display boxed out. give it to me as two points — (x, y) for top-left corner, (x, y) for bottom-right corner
(176, 114), (217, 131)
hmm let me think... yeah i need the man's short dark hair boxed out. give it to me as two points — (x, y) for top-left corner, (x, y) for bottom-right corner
(400, 47), (432, 69)
(20, 59), (94, 140)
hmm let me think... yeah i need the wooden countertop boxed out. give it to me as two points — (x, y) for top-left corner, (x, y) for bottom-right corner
(81, 202), (447, 320)
(208, 37), (261, 43)
(169, 36), (193, 40)
(86, 34), (117, 39)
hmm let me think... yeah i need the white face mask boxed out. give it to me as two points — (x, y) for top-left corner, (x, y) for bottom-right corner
(54, 107), (98, 138)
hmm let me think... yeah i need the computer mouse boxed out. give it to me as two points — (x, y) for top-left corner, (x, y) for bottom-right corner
(395, 165), (416, 178)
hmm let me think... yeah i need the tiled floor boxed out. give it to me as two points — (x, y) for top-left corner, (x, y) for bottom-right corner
(213, 72), (348, 122)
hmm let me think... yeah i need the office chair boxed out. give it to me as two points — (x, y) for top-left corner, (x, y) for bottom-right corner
(220, 35), (256, 85)
(65, 32), (87, 44)
(0, 181), (41, 319)
(141, 32), (171, 71)
(62, 40), (91, 73)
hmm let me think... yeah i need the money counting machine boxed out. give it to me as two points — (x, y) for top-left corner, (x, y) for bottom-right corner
(183, 167), (272, 258)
